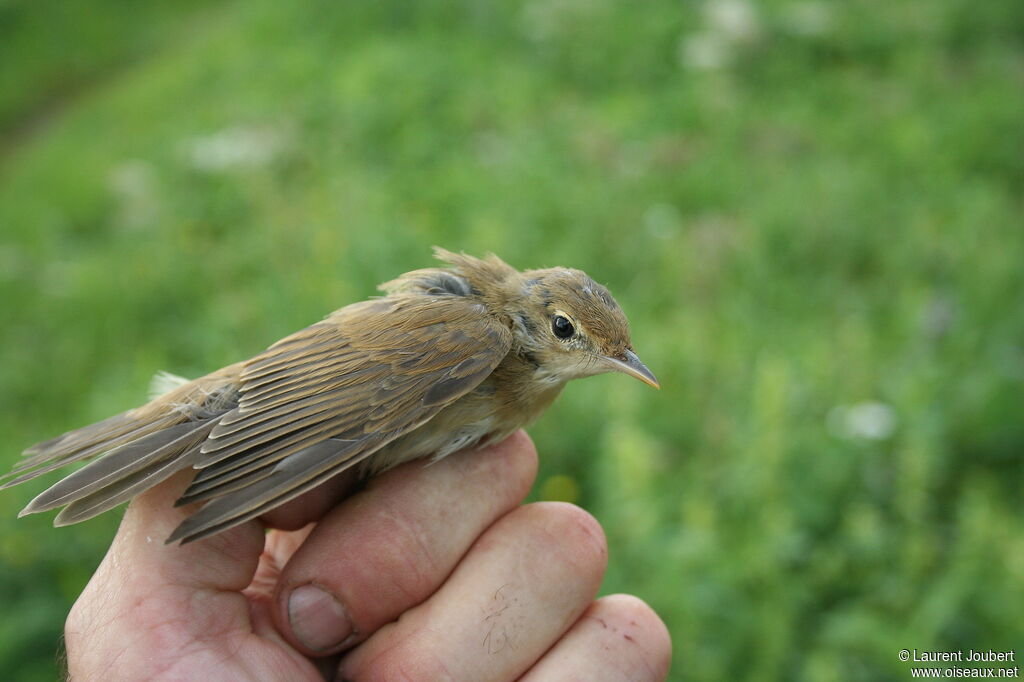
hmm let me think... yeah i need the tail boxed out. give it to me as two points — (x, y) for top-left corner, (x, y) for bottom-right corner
(4, 366), (241, 526)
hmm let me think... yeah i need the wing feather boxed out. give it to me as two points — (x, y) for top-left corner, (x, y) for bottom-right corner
(174, 437), (362, 506)
(169, 294), (511, 543)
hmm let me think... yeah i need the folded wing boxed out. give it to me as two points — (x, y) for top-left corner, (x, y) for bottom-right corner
(166, 295), (511, 543)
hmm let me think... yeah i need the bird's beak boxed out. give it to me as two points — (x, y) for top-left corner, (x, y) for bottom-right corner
(601, 349), (660, 389)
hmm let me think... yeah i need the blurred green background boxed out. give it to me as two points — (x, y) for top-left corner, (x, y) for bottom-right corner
(1, 0), (1022, 679)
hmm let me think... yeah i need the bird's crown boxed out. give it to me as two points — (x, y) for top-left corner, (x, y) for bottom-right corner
(380, 248), (657, 388)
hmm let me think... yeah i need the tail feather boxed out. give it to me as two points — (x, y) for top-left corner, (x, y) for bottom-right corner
(20, 420), (218, 515)
(1, 416), (179, 490)
(20, 412), (135, 456)
(20, 411), (149, 460)
(5, 366), (250, 534)
(53, 444), (206, 526)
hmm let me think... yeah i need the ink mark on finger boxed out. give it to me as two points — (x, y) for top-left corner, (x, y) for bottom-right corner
(481, 583), (522, 655)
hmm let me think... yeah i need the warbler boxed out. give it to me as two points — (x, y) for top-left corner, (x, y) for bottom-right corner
(4, 248), (658, 544)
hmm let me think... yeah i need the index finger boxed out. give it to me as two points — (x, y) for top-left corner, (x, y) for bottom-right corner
(272, 431), (539, 655)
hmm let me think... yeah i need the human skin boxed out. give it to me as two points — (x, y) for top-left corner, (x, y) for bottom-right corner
(64, 430), (672, 681)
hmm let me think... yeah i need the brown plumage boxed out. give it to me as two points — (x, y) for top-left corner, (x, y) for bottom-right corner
(4, 249), (657, 544)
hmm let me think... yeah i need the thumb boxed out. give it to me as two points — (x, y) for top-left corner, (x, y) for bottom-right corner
(108, 468), (267, 593)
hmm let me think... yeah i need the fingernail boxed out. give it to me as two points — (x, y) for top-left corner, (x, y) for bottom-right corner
(288, 584), (354, 652)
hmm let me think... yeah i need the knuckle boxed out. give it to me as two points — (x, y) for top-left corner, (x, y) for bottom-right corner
(361, 501), (442, 602)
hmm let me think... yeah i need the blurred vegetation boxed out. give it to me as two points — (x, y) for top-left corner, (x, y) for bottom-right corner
(1, 0), (1022, 679)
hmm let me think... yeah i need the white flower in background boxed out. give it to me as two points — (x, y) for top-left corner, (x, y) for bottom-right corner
(827, 402), (898, 441)
(184, 124), (289, 172)
(706, 0), (759, 42)
(679, 0), (760, 71)
(680, 32), (730, 70)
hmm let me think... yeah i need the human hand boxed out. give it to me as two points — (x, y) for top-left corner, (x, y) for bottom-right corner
(64, 430), (671, 681)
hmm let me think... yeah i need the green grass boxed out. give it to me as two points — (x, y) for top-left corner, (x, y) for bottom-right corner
(1, 0), (1022, 679)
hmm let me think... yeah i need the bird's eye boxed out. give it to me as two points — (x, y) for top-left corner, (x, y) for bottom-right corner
(552, 315), (575, 339)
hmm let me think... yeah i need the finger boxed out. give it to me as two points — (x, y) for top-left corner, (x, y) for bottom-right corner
(338, 502), (608, 682)
(520, 594), (672, 681)
(246, 525), (317, 603)
(78, 461), (358, 599)
(274, 431), (539, 655)
(245, 525), (316, 643)
(65, 468), (269, 677)
(99, 467), (266, 593)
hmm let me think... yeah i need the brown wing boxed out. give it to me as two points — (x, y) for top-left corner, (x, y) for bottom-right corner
(5, 364), (242, 522)
(165, 294), (512, 544)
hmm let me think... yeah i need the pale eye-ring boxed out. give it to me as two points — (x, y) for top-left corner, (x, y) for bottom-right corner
(552, 315), (575, 339)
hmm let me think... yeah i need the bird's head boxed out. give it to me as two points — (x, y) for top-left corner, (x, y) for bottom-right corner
(509, 268), (659, 389)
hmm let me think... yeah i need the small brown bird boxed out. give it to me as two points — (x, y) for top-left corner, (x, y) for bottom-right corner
(3, 249), (657, 544)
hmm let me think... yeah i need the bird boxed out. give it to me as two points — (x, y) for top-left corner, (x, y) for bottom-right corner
(3, 248), (658, 545)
